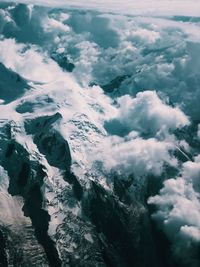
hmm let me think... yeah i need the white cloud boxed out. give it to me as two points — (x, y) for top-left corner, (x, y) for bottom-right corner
(106, 91), (189, 137)
(148, 156), (200, 264)
(1, 0), (200, 16)
(92, 135), (177, 177)
(1, 3), (200, 122)
(73, 41), (100, 86)
(128, 28), (160, 44)
(0, 38), (64, 83)
(42, 17), (70, 33)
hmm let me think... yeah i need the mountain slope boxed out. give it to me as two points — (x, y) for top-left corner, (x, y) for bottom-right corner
(0, 2), (200, 267)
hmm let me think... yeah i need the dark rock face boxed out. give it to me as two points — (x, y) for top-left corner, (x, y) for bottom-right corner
(25, 113), (72, 171)
(24, 184), (61, 267)
(64, 171), (83, 201)
(0, 63), (29, 104)
(36, 131), (71, 170)
(90, 75), (130, 93)
(82, 181), (159, 267)
(0, 228), (8, 267)
(51, 52), (75, 72)
(0, 224), (49, 266)
(100, 75), (129, 93)
(17, 162), (31, 187)
(0, 119), (63, 266)
(2, 140), (61, 266)
(16, 95), (54, 114)
(3, 141), (44, 196)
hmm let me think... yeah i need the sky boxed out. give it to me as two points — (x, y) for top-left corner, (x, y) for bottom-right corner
(1, 0), (200, 16)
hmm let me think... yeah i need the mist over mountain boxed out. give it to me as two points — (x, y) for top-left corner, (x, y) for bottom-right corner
(0, 1), (200, 267)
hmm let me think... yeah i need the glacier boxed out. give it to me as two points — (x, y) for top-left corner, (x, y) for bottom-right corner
(0, 1), (200, 267)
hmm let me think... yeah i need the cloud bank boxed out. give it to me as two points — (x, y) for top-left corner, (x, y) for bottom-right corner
(1, 0), (200, 16)
(105, 91), (189, 137)
(148, 156), (200, 266)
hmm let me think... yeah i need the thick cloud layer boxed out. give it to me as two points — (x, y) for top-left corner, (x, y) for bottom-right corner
(148, 156), (200, 266)
(105, 91), (189, 137)
(0, 39), (64, 83)
(92, 135), (177, 177)
(1, 0), (200, 16)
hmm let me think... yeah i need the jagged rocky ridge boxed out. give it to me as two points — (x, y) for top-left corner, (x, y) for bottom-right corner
(0, 113), (159, 267)
(0, 111), (161, 267)
(0, 113), (194, 267)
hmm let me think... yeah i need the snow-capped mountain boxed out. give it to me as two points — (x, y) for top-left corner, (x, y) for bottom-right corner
(0, 1), (200, 267)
